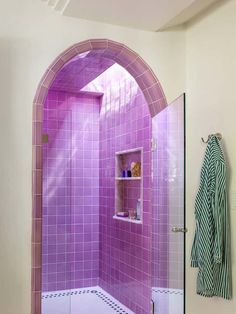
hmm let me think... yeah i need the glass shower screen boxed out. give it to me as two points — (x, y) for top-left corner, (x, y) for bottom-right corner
(151, 94), (186, 314)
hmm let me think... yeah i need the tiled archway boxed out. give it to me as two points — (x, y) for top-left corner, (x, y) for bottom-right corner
(31, 39), (167, 314)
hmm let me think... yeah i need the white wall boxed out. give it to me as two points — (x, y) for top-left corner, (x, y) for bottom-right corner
(0, 1), (185, 313)
(186, 1), (236, 313)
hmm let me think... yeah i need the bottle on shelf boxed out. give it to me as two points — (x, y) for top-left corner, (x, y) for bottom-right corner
(136, 198), (141, 220)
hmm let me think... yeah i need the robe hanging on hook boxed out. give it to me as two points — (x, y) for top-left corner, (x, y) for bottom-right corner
(201, 133), (222, 143)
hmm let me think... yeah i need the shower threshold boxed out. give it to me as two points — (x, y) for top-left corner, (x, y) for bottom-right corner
(42, 286), (134, 314)
(152, 287), (183, 314)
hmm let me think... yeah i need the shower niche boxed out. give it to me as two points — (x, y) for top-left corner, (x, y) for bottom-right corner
(114, 147), (143, 224)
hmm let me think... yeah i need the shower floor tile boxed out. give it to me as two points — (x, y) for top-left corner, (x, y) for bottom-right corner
(152, 287), (183, 314)
(42, 286), (134, 314)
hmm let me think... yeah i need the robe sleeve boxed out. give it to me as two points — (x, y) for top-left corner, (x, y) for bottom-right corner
(191, 220), (199, 267)
(213, 160), (225, 264)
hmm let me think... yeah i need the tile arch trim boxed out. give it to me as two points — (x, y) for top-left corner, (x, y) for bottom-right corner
(31, 38), (167, 314)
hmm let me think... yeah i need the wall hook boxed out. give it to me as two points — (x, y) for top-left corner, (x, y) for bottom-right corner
(201, 133), (222, 143)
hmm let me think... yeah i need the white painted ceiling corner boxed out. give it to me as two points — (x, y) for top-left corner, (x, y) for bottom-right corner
(40, 0), (221, 31)
(41, 0), (70, 14)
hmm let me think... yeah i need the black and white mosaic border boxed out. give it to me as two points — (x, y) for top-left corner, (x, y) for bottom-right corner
(95, 290), (129, 314)
(42, 289), (94, 299)
(152, 288), (183, 296)
(42, 289), (130, 314)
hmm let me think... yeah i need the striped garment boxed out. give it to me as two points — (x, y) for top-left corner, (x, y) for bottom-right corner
(191, 135), (232, 299)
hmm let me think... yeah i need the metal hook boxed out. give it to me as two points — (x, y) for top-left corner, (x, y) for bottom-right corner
(215, 133), (222, 140)
(201, 135), (210, 143)
(201, 133), (222, 143)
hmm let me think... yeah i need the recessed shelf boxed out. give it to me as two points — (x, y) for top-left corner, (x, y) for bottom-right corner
(113, 215), (142, 224)
(115, 177), (141, 181)
(115, 147), (143, 224)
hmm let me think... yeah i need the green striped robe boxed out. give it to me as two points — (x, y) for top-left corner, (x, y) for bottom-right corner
(191, 135), (232, 299)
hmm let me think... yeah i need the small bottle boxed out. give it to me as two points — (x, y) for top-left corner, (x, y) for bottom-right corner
(127, 170), (132, 177)
(136, 198), (141, 220)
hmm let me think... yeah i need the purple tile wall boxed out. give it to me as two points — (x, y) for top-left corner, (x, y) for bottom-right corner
(42, 90), (100, 292)
(98, 65), (152, 314)
(42, 63), (157, 313)
(151, 96), (184, 290)
(51, 51), (114, 94)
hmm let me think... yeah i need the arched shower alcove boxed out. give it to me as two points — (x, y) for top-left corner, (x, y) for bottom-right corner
(32, 39), (167, 314)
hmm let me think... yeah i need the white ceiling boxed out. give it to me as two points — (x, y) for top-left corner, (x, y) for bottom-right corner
(42, 0), (220, 31)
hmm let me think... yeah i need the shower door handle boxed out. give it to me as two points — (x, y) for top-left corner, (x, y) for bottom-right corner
(172, 227), (188, 233)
